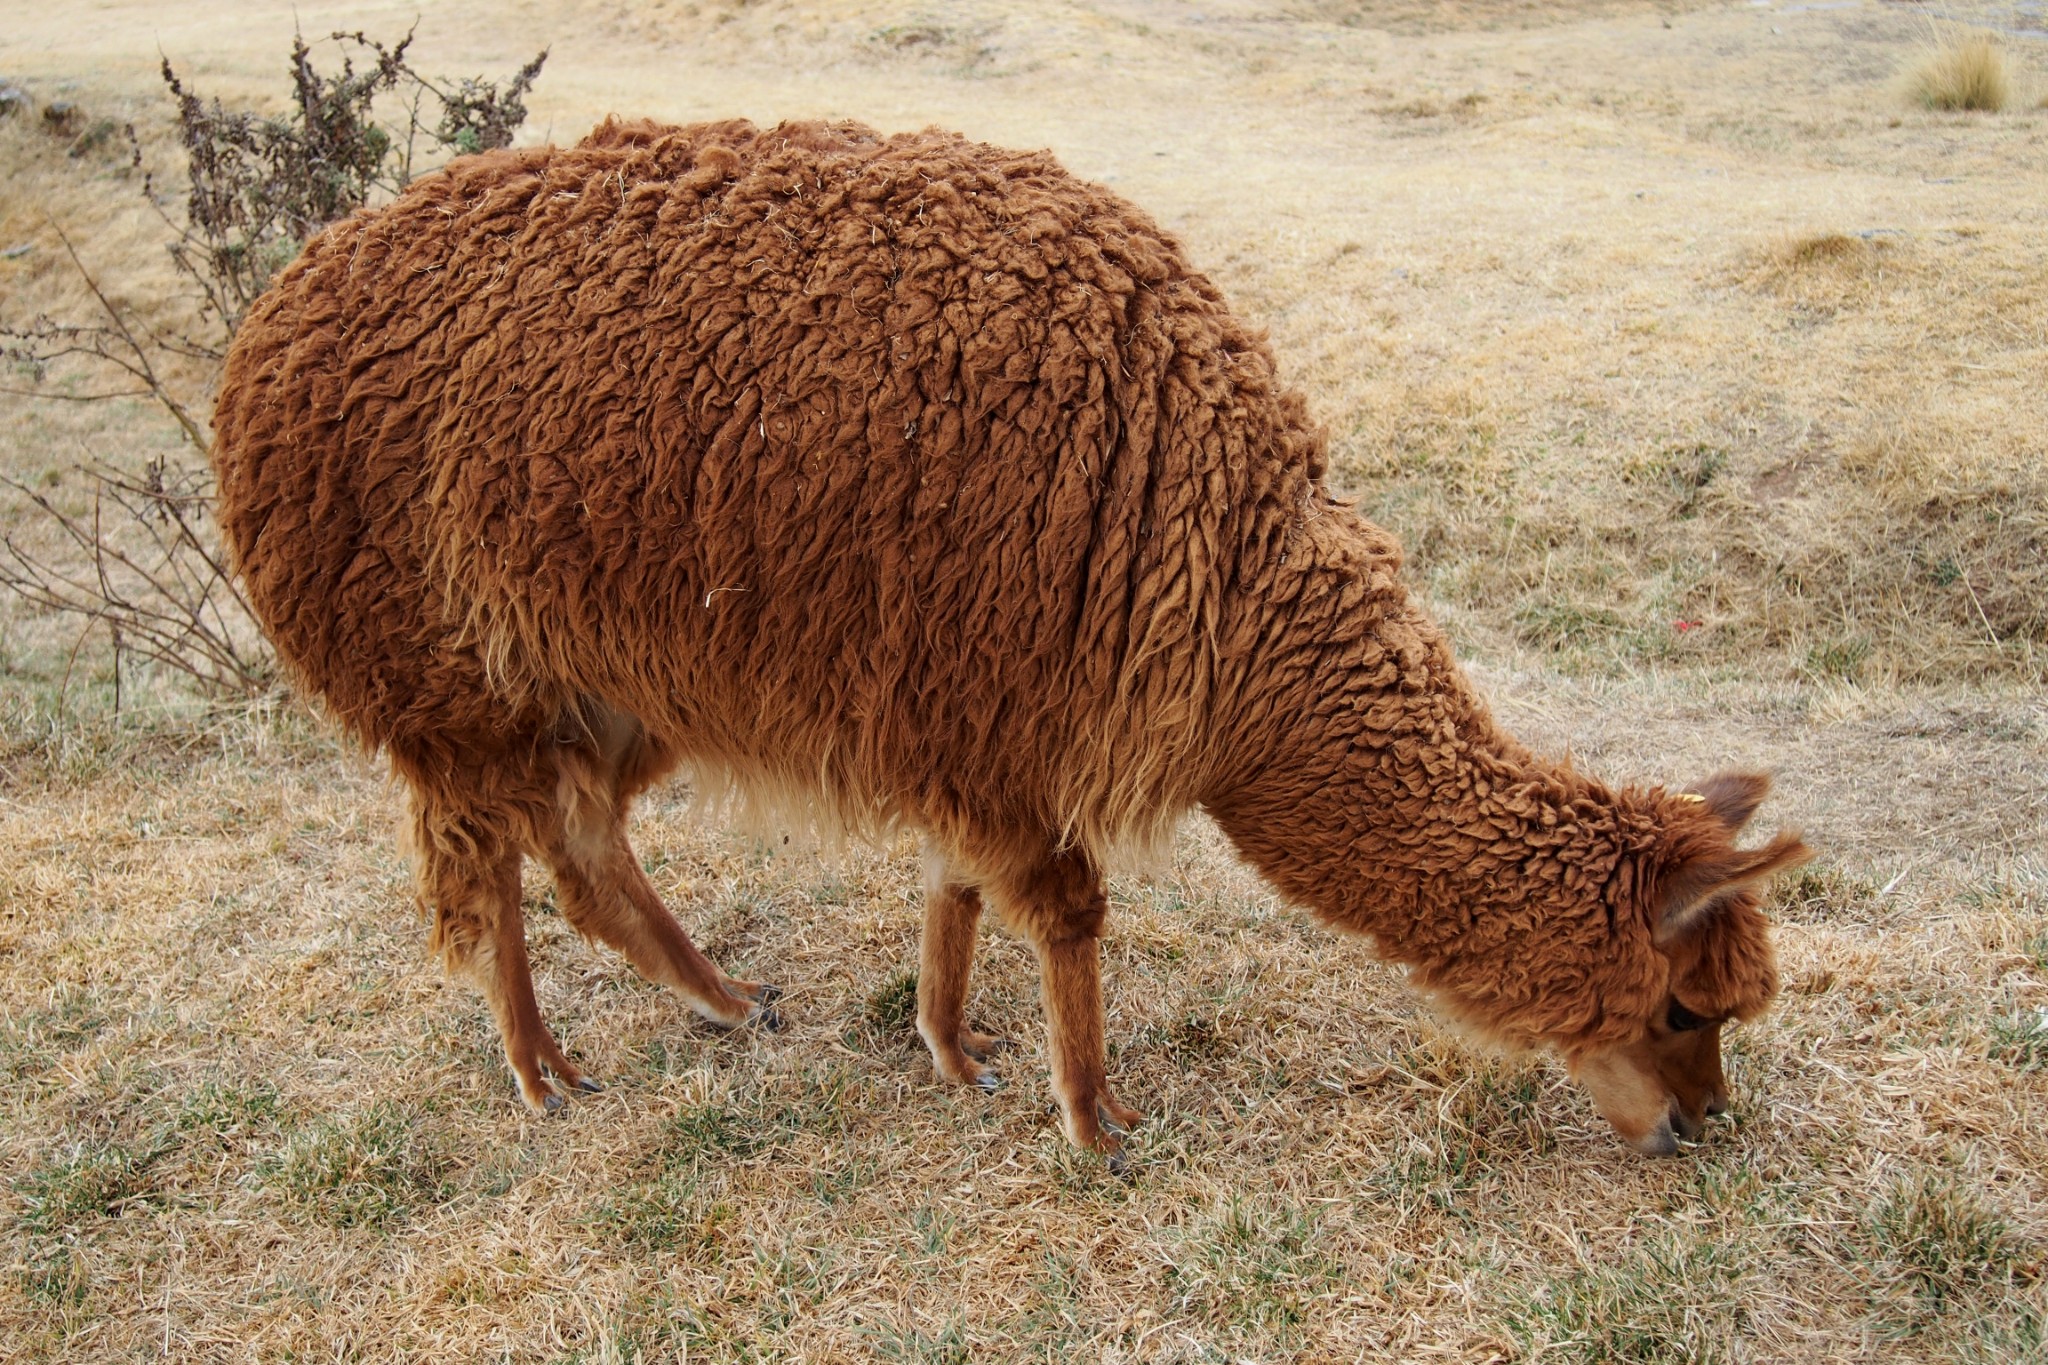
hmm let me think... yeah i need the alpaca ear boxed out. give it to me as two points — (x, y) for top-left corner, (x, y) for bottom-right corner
(1655, 831), (1812, 945)
(1684, 771), (1774, 834)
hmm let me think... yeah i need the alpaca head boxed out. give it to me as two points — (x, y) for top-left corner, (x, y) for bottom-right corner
(1572, 772), (1810, 1156)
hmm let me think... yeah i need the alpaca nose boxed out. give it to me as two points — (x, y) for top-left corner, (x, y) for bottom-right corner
(1670, 1104), (1704, 1142)
(1704, 1091), (1728, 1119)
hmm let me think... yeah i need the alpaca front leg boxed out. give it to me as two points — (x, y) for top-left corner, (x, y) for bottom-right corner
(1001, 853), (1141, 1159)
(1032, 928), (1143, 1158)
(916, 877), (1011, 1089)
(543, 834), (776, 1032)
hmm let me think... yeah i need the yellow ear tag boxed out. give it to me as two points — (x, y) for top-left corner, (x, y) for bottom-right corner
(1676, 793), (1707, 804)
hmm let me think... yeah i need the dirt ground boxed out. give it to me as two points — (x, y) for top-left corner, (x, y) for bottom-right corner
(1, 2), (2044, 1361)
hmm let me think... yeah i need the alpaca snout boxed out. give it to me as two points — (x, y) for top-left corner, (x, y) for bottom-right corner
(1632, 1114), (1681, 1157)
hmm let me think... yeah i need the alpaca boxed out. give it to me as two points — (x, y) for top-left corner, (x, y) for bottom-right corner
(211, 116), (1809, 1159)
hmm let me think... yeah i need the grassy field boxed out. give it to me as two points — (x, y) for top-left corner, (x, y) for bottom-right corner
(2, 2), (2045, 1360)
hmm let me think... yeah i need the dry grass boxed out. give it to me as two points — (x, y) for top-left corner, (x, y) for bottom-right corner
(1903, 32), (2013, 113)
(0, 721), (2043, 1360)
(4, 1), (2048, 1360)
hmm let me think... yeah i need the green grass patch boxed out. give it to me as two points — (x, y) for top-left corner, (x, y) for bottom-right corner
(1, 987), (111, 1085)
(1867, 1171), (2023, 1323)
(1503, 1231), (1753, 1364)
(1162, 1196), (1342, 1349)
(1988, 1011), (2048, 1071)
(865, 967), (920, 1039)
(13, 1137), (162, 1236)
(1802, 636), (1872, 682)
(595, 1170), (736, 1257)
(597, 1071), (868, 1250)
(1766, 860), (1879, 925)
(175, 1075), (283, 1146)
(261, 1100), (452, 1230)
(865, 1315), (972, 1365)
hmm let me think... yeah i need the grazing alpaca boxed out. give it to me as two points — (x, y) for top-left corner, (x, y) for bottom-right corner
(211, 116), (1809, 1159)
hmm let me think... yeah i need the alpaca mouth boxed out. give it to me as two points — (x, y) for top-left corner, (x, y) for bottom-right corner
(1670, 1104), (1705, 1143)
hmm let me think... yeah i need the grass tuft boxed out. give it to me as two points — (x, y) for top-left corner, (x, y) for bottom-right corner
(1504, 1233), (1751, 1364)
(1782, 231), (1871, 266)
(1987, 1010), (2048, 1071)
(1866, 1171), (2023, 1320)
(262, 1100), (451, 1230)
(1163, 1197), (1343, 1346)
(1904, 33), (2012, 112)
(865, 966), (921, 1038)
(14, 1139), (160, 1236)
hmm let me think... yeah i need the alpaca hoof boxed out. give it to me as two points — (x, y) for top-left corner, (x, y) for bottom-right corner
(1096, 1097), (1143, 1137)
(974, 1070), (1003, 1092)
(541, 1091), (566, 1114)
(962, 1033), (1014, 1061)
(704, 984), (783, 1033)
(574, 1076), (605, 1094)
(1106, 1143), (1132, 1178)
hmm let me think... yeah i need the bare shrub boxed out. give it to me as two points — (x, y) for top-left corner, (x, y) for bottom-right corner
(1, 31), (545, 707)
(157, 33), (546, 339)
(0, 455), (268, 701)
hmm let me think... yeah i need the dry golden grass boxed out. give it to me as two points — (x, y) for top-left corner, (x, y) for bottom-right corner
(4, 1), (2047, 1360)
(1903, 32), (2013, 113)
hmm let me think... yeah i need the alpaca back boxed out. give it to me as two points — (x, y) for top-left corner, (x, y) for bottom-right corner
(212, 119), (1329, 858)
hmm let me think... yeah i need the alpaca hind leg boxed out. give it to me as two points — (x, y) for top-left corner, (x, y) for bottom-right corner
(916, 852), (1011, 1090)
(414, 820), (588, 1110)
(539, 739), (776, 1029)
(996, 852), (1142, 1158)
(545, 833), (776, 1029)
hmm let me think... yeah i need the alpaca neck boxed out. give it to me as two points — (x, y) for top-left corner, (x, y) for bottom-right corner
(1201, 532), (1660, 1048)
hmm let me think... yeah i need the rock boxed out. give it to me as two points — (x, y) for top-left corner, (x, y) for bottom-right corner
(68, 118), (119, 158)
(0, 81), (31, 118)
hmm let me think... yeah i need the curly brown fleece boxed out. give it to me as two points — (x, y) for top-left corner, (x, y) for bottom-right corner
(212, 117), (1807, 1153)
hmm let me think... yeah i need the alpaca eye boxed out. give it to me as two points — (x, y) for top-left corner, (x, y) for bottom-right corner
(1666, 1000), (1708, 1032)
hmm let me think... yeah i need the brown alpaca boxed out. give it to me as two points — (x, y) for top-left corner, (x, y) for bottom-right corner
(211, 117), (1809, 1160)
